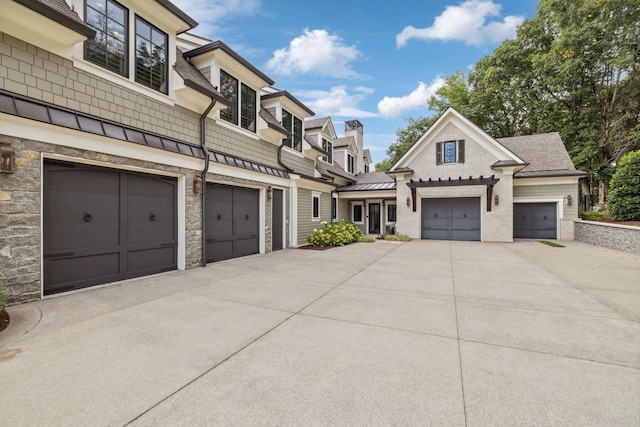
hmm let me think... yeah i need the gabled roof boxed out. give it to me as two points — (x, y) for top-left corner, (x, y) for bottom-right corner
(363, 149), (372, 163)
(391, 107), (526, 171)
(304, 117), (330, 130)
(355, 171), (394, 184)
(497, 133), (585, 177)
(262, 91), (314, 116)
(333, 136), (355, 149)
(174, 49), (231, 106)
(12, 0), (96, 38)
(184, 40), (274, 86)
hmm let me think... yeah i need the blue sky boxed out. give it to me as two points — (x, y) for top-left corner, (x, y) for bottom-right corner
(172, 0), (540, 165)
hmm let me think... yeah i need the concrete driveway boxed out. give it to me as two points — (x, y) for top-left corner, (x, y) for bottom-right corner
(1, 240), (639, 426)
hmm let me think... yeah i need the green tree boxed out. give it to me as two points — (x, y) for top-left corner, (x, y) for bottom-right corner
(607, 151), (640, 221)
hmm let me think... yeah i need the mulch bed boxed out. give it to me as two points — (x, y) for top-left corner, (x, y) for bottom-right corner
(0, 310), (9, 333)
(298, 245), (335, 251)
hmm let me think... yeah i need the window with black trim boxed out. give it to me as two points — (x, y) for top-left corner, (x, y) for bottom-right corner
(331, 196), (337, 220)
(135, 17), (167, 93)
(364, 164), (370, 173)
(347, 153), (355, 173)
(322, 138), (332, 163)
(312, 193), (320, 219)
(387, 203), (397, 222)
(436, 140), (465, 164)
(283, 109), (302, 151)
(240, 83), (256, 131)
(352, 203), (363, 223)
(220, 70), (238, 125)
(85, 0), (128, 76)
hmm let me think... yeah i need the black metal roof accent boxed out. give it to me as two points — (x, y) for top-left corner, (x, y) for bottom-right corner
(0, 89), (289, 178)
(336, 182), (397, 192)
(12, 0), (96, 39)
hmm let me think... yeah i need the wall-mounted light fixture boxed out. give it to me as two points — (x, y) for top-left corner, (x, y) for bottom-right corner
(193, 176), (202, 194)
(494, 194), (499, 206)
(566, 195), (572, 206)
(406, 196), (411, 207)
(1, 142), (16, 174)
(266, 186), (273, 201)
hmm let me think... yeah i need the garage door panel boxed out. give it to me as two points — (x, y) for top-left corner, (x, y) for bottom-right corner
(206, 184), (259, 262)
(44, 160), (177, 295)
(514, 203), (557, 239)
(422, 198), (480, 241)
(45, 253), (121, 293)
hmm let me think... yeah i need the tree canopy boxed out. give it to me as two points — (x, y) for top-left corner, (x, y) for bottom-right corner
(375, 0), (640, 206)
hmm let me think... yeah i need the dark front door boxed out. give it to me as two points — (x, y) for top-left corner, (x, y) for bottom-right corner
(272, 188), (283, 251)
(514, 203), (557, 239)
(368, 203), (381, 234)
(421, 198), (481, 241)
(206, 183), (259, 262)
(43, 160), (177, 295)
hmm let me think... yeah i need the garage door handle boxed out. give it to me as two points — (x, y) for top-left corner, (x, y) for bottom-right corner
(149, 213), (156, 221)
(84, 213), (92, 222)
(217, 214), (222, 220)
(246, 214), (249, 220)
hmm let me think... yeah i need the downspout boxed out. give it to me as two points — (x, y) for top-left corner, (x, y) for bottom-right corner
(200, 99), (216, 267)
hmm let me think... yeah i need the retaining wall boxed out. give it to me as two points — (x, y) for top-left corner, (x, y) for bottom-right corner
(574, 220), (640, 254)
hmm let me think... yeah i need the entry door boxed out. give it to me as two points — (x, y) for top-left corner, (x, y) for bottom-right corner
(206, 183), (259, 262)
(368, 203), (381, 234)
(43, 160), (177, 295)
(272, 189), (284, 251)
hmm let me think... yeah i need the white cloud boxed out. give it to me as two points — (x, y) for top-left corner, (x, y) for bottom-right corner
(266, 29), (363, 78)
(396, 0), (524, 47)
(298, 85), (377, 118)
(172, 0), (261, 35)
(377, 78), (445, 118)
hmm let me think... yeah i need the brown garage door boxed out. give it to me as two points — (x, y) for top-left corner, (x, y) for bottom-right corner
(43, 160), (177, 295)
(206, 183), (259, 262)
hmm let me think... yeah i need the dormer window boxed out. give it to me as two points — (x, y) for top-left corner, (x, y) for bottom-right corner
(220, 70), (256, 132)
(347, 153), (355, 173)
(135, 17), (167, 93)
(84, 1), (169, 94)
(85, 0), (127, 76)
(282, 109), (302, 151)
(322, 138), (332, 163)
(436, 140), (465, 164)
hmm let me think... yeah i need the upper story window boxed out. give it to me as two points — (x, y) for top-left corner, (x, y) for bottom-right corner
(240, 84), (256, 131)
(347, 153), (355, 173)
(85, 0), (127, 76)
(220, 70), (238, 125)
(84, 1), (169, 94)
(364, 164), (370, 173)
(135, 17), (167, 93)
(322, 138), (332, 163)
(436, 140), (465, 165)
(282, 109), (302, 151)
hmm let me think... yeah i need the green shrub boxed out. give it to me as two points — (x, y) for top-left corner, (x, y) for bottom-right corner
(608, 150), (640, 221)
(307, 220), (363, 247)
(357, 235), (377, 243)
(380, 234), (412, 242)
(0, 283), (8, 312)
(580, 210), (604, 221)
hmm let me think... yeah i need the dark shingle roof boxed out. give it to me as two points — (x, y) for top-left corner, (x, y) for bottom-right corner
(174, 49), (231, 106)
(13, 0), (96, 38)
(316, 161), (353, 182)
(333, 136), (354, 148)
(497, 133), (585, 178)
(262, 91), (314, 116)
(304, 117), (330, 130)
(355, 171), (394, 184)
(259, 108), (288, 135)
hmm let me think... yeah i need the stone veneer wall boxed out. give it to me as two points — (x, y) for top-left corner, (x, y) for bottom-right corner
(0, 133), (203, 304)
(574, 220), (640, 255)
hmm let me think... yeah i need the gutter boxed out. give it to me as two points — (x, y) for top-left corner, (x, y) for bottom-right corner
(199, 100), (216, 267)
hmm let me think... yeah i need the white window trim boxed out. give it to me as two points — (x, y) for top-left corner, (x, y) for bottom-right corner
(312, 191), (321, 221)
(351, 201), (364, 224)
